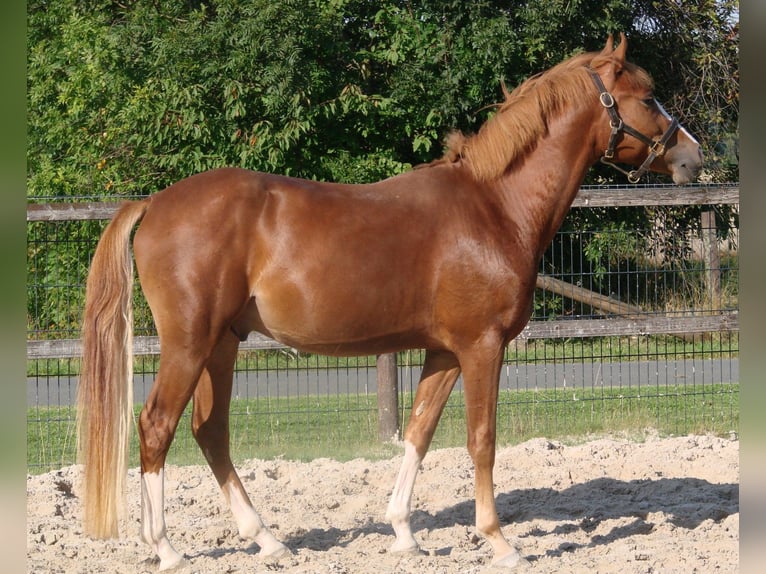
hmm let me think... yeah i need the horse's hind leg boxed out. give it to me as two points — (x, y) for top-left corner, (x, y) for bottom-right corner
(386, 349), (461, 553)
(138, 344), (207, 571)
(191, 332), (289, 559)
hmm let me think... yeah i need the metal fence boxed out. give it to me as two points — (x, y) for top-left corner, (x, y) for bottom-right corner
(26, 183), (739, 472)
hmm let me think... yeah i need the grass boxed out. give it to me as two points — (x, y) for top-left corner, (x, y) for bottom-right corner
(27, 381), (739, 474)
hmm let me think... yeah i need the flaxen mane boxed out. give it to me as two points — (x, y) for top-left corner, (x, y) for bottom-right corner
(435, 50), (653, 182)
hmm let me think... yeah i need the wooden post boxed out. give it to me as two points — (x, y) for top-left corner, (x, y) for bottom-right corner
(376, 353), (399, 442)
(701, 210), (721, 312)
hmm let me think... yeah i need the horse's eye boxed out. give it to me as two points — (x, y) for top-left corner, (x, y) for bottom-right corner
(642, 97), (656, 107)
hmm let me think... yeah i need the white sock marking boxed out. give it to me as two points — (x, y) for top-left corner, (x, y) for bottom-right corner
(386, 441), (422, 552)
(141, 470), (184, 570)
(222, 480), (288, 557)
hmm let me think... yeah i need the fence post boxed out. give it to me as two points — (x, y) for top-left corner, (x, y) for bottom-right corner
(376, 352), (399, 442)
(701, 209), (721, 311)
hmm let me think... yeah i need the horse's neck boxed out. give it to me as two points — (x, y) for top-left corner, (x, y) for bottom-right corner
(494, 112), (598, 258)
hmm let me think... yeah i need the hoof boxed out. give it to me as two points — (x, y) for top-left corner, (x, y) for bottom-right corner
(489, 550), (531, 570)
(389, 541), (424, 556)
(259, 542), (292, 561)
(158, 555), (189, 572)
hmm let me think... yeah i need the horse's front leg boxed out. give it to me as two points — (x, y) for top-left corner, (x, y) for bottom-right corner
(386, 350), (461, 554)
(460, 344), (527, 568)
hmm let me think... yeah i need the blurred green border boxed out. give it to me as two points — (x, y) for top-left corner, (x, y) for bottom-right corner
(1, 3), (28, 572)
(739, 3), (764, 574)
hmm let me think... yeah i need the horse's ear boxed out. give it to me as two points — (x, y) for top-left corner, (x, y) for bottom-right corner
(596, 32), (626, 81)
(601, 34), (615, 56)
(613, 32), (627, 65)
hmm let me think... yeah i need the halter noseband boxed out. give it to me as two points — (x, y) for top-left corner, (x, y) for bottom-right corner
(587, 67), (679, 183)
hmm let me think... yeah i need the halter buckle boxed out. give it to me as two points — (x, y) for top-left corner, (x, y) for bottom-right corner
(599, 92), (615, 108)
(649, 140), (667, 156)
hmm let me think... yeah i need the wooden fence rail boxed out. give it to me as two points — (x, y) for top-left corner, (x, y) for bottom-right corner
(25, 184), (740, 221)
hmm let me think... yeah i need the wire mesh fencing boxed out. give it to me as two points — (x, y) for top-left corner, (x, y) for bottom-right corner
(26, 185), (739, 473)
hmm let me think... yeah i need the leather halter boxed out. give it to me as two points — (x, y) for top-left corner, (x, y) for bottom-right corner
(587, 67), (679, 183)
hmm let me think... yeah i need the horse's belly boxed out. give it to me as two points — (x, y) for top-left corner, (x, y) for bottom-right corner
(260, 316), (430, 357)
(248, 281), (431, 356)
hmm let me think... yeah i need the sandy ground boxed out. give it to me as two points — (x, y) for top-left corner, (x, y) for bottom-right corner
(27, 434), (738, 573)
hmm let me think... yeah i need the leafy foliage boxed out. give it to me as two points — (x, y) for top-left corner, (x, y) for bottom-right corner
(28, 0), (738, 198)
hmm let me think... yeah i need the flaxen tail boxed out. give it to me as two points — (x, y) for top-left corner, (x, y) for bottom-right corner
(76, 199), (149, 538)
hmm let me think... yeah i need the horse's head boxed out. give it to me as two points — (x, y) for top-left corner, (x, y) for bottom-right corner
(588, 34), (703, 184)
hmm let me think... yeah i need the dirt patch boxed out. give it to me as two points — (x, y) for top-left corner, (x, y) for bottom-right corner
(27, 434), (738, 573)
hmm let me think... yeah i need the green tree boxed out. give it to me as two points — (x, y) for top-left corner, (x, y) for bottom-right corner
(28, 0), (738, 199)
(27, 0), (738, 333)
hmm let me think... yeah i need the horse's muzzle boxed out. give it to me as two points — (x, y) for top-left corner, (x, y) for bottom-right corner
(668, 144), (703, 185)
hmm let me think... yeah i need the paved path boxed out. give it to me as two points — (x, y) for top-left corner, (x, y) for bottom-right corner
(28, 358), (739, 407)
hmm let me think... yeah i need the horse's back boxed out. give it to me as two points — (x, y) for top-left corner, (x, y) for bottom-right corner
(133, 165), (480, 261)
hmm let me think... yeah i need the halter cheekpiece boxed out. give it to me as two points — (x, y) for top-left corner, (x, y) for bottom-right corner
(587, 67), (679, 183)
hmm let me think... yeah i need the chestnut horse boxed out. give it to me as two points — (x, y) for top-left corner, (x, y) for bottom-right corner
(77, 34), (701, 570)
